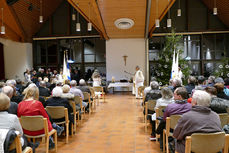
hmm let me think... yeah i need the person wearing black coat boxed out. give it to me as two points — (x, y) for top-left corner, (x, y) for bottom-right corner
(38, 81), (51, 97)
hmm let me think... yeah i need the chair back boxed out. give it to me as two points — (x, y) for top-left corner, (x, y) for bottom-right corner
(89, 87), (95, 97)
(74, 96), (81, 105)
(69, 100), (76, 111)
(93, 86), (103, 92)
(20, 116), (45, 131)
(83, 92), (90, 100)
(226, 107), (229, 114)
(219, 113), (229, 128)
(138, 86), (145, 97)
(146, 100), (156, 112)
(45, 106), (67, 119)
(186, 132), (226, 153)
(156, 106), (167, 117)
(170, 115), (182, 129)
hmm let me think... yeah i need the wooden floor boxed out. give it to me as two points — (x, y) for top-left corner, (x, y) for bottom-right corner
(37, 92), (161, 153)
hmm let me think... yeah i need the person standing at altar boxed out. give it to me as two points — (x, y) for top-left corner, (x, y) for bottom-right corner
(135, 66), (144, 98)
(92, 69), (101, 87)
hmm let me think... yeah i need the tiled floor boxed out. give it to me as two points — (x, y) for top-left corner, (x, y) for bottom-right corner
(37, 92), (161, 153)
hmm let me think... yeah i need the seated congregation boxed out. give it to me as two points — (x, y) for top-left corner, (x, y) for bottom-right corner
(0, 75), (100, 153)
(143, 76), (229, 153)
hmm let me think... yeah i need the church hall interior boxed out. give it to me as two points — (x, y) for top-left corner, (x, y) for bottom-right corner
(0, 0), (229, 153)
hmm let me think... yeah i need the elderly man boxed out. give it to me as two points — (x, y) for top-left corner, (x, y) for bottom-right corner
(2, 86), (18, 115)
(173, 90), (222, 153)
(185, 76), (196, 95)
(77, 79), (90, 93)
(70, 80), (87, 108)
(39, 81), (51, 97)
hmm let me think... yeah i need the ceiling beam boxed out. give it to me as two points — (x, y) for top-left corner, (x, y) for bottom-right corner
(68, 0), (109, 40)
(148, 0), (176, 37)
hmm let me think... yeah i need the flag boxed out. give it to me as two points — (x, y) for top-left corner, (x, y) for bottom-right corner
(171, 49), (179, 79)
(63, 51), (71, 81)
(171, 49), (176, 79)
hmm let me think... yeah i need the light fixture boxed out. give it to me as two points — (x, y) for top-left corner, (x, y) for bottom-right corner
(72, 8), (76, 21)
(88, 2), (92, 31)
(1, 8), (5, 34)
(177, 0), (181, 16)
(167, 0), (171, 27)
(76, 10), (80, 31)
(155, 0), (160, 28)
(213, 0), (217, 15)
(39, 0), (43, 23)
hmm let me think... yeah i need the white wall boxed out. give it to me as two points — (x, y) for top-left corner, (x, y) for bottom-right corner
(0, 38), (33, 80)
(106, 38), (145, 81)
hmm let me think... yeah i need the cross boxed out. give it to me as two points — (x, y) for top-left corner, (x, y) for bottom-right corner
(123, 55), (128, 66)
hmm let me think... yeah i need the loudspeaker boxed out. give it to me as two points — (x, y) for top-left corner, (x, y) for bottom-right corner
(6, 0), (19, 5)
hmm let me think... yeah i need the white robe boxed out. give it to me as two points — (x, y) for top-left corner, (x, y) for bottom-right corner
(135, 70), (144, 97)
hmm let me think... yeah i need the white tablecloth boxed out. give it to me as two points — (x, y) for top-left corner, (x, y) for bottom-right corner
(108, 82), (133, 89)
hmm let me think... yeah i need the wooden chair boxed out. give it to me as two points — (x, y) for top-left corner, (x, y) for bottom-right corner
(45, 106), (72, 143)
(89, 87), (97, 107)
(8, 131), (33, 153)
(74, 96), (86, 121)
(20, 116), (57, 153)
(155, 106), (166, 141)
(93, 86), (105, 103)
(83, 92), (93, 115)
(69, 99), (80, 134)
(144, 100), (156, 132)
(163, 115), (182, 153)
(219, 113), (229, 128)
(138, 86), (145, 99)
(185, 132), (229, 153)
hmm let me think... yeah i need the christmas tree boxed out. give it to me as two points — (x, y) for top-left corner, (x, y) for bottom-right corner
(214, 55), (229, 78)
(153, 30), (191, 85)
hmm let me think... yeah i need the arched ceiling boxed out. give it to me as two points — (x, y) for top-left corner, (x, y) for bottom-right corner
(0, 0), (229, 42)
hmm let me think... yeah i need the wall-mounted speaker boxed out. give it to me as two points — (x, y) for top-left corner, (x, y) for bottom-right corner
(6, 0), (19, 5)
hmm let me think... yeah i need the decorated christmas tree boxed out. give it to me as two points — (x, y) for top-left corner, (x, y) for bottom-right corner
(214, 55), (229, 78)
(154, 30), (191, 85)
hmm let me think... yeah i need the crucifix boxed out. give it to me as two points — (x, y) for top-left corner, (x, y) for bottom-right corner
(123, 55), (128, 66)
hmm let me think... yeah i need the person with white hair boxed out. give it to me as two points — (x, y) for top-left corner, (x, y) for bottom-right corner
(70, 80), (87, 108)
(61, 84), (74, 99)
(69, 80), (84, 99)
(2, 86), (18, 115)
(77, 79), (90, 93)
(0, 93), (26, 148)
(171, 77), (182, 92)
(173, 90), (222, 153)
(46, 87), (74, 134)
(134, 66), (144, 98)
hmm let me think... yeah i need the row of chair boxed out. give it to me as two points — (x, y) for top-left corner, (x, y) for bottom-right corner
(16, 86), (106, 153)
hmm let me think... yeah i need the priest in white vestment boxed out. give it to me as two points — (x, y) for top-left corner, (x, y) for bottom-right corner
(134, 66), (144, 98)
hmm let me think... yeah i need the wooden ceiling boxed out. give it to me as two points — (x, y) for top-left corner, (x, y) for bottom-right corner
(202, 0), (229, 28)
(1, 0), (229, 42)
(0, 0), (63, 42)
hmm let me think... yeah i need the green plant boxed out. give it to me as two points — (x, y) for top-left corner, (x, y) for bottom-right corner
(154, 30), (191, 85)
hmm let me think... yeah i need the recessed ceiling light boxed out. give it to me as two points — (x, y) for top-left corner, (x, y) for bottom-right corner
(114, 18), (134, 29)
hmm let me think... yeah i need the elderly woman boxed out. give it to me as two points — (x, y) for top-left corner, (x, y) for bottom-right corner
(46, 87), (73, 133)
(0, 93), (26, 148)
(61, 85), (74, 99)
(154, 87), (174, 110)
(144, 81), (162, 105)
